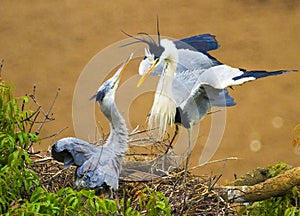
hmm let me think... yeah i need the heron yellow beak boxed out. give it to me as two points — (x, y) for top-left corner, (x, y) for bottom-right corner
(112, 53), (133, 89)
(137, 58), (159, 87)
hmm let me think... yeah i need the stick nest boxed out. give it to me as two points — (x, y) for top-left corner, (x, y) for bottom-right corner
(30, 153), (234, 215)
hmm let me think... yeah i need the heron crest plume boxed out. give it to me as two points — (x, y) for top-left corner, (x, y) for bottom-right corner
(121, 18), (165, 59)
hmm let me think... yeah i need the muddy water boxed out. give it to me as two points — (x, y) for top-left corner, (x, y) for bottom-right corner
(0, 1), (299, 182)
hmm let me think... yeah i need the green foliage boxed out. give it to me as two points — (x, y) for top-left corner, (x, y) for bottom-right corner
(267, 162), (291, 178)
(6, 185), (172, 215)
(6, 187), (122, 215)
(0, 81), (40, 213)
(241, 163), (300, 216)
(138, 188), (171, 216)
(121, 188), (171, 216)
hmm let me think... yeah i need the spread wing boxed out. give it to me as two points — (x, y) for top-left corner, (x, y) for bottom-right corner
(52, 137), (95, 168)
(76, 147), (121, 189)
(174, 33), (219, 52)
(175, 84), (235, 128)
(196, 65), (296, 89)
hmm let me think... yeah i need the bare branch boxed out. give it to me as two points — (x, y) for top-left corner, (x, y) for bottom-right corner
(189, 157), (239, 171)
(0, 59), (4, 81)
(26, 87), (61, 150)
(38, 126), (68, 141)
(221, 167), (300, 203)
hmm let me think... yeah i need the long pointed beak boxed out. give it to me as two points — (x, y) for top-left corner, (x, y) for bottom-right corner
(137, 58), (159, 87)
(112, 53), (133, 88)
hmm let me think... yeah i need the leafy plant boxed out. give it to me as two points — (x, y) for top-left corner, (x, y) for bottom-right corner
(124, 188), (171, 216)
(6, 187), (122, 215)
(6, 185), (173, 215)
(0, 81), (40, 213)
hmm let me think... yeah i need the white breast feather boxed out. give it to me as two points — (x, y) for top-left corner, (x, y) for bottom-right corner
(149, 92), (176, 139)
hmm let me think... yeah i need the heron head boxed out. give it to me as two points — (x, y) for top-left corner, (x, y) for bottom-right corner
(121, 26), (164, 80)
(91, 53), (133, 104)
(137, 39), (178, 87)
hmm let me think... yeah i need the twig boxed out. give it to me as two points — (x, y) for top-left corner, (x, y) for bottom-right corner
(189, 157), (239, 171)
(128, 127), (158, 136)
(38, 126), (68, 141)
(0, 59), (3, 81)
(127, 138), (158, 145)
(126, 153), (160, 157)
(27, 87), (60, 150)
(20, 107), (41, 123)
(49, 169), (65, 180)
(32, 157), (53, 163)
(32, 84), (36, 97)
(29, 93), (47, 116)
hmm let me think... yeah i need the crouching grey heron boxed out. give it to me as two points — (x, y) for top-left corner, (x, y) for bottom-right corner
(52, 54), (132, 193)
(135, 32), (296, 168)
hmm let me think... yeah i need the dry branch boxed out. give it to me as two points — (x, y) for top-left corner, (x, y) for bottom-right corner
(26, 85), (62, 152)
(222, 167), (300, 203)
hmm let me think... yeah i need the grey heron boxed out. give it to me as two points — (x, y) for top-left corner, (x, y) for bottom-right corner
(134, 32), (296, 164)
(52, 54), (132, 193)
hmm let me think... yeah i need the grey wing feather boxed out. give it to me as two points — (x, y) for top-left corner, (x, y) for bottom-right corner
(172, 68), (210, 105)
(177, 85), (211, 127)
(76, 147), (121, 189)
(202, 85), (236, 107)
(176, 49), (220, 72)
(176, 83), (236, 128)
(52, 137), (96, 167)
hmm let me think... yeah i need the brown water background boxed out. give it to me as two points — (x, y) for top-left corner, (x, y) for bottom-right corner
(0, 0), (299, 182)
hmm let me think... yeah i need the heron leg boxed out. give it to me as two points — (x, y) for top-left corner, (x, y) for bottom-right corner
(164, 124), (179, 154)
(109, 187), (115, 199)
(180, 128), (192, 213)
(183, 128), (192, 182)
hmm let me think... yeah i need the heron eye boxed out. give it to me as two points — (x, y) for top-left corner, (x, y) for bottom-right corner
(146, 53), (155, 62)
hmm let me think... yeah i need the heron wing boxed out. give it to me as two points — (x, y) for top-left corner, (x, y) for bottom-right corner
(175, 49), (221, 73)
(169, 49), (224, 105)
(52, 137), (96, 168)
(202, 85), (236, 107)
(170, 62), (218, 105)
(174, 34), (219, 52)
(175, 83), (237, 128)
(175, 85), (211, 127)
(76, 147), (121, 189)
(197, 65), (295, 89)
(172, 63), (295, 106)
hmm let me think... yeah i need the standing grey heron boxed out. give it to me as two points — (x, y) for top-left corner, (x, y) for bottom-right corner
(134, 32), (296, 165)
(52, 54), (132, 193)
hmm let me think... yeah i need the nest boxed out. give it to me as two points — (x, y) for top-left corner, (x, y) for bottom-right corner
(118, 170), (234, 215)
(30, 154), (75, 193)
(30, 152), (235, 215)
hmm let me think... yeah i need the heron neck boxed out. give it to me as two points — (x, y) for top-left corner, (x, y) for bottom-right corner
(102, 102), (128, 156)
(149, 59), (177, 139)
(158, 60), (176, 96)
